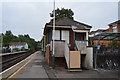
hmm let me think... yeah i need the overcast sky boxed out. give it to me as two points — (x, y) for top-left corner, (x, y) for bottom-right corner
(0, 1), (119, 41)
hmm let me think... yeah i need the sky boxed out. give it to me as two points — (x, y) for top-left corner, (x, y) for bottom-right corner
(118, 1), (120, 20)
(0, 0), (119, 41)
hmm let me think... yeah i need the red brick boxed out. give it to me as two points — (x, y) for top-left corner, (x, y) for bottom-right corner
(108, 25), (113, 32)
(117, 23), (120, 32)
(70, 30), (74, 50)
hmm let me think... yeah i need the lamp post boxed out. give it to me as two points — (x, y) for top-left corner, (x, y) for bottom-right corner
(52, 0), (55, 69)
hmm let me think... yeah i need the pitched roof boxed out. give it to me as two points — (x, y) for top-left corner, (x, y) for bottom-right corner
(9, 42), (27, 46)
(46, 17), (92, 29)
(89, 29), (108, 35)
(92, 32), (120, 41)
(108, 20), (120, 26)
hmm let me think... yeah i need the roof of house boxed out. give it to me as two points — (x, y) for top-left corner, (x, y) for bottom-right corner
(92, 32), (120, 41)
(108, 20), (120, 26)
(44, 17), (92, 34)
(9, 42), (27, 46)
(89, 29), (108, 35)
(48, 17), (92, 28)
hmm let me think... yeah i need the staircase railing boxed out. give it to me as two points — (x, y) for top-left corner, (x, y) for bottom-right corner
(64, 41), (70, 68)
(75, 40), (87, 54)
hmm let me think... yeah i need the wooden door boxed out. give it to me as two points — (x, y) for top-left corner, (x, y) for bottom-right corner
(70, 51), (81, 68)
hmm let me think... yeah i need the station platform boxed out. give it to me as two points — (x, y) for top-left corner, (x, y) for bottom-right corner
(3, 51), (48, 80)
(1, 51), (118, 80)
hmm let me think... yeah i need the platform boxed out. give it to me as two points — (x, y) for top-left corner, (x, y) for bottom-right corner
(4, 51), (48, 79)
(1, 51), (119, 80)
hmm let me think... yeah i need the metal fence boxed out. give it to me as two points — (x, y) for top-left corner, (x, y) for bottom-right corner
(93, 47), (120, 70)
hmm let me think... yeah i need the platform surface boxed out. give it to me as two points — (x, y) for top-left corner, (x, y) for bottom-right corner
(3, 51), (119, 80)
(8, 51), (48, 79)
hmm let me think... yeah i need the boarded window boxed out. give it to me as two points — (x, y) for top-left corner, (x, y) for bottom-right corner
(62, 31), (69, 43)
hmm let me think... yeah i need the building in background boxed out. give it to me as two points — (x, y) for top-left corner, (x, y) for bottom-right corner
(90, 20), (120, 70)
(108, 20), (120, 32)
(9, 42), (28, 52)
(89, 20), (120, 46)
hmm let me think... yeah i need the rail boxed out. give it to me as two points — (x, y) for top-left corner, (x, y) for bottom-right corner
(75, 40), (87, 54)
(0, 51), (27, 56)
(0, 51), (35, 72)
(64, 41), (70, 68)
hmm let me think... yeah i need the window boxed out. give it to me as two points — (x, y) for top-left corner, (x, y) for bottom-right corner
(62, 30), (69, 43)
(53, 30), (60, 40)
(113, 26), (118, 32)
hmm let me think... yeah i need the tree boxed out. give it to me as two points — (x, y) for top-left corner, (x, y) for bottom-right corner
(3, 30), (40, 51)
(50, 8), (74, 20)
(3, 30), (14, 47)
(21, 47), (25, 51)
(13, 34), (38, 50)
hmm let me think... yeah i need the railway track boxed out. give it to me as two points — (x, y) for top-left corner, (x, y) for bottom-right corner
(0, 51), (35, 72)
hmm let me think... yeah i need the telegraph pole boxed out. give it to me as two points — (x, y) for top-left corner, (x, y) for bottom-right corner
(52, 0), (55, 69)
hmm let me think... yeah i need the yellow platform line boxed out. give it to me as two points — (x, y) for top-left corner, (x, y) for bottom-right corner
(6, 54), (35, 80)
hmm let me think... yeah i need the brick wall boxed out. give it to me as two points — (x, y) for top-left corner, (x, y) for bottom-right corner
(108, 25), (113, 32)
(93, 40), (120, 46)
(45, 45), (51, 66)
(55, 57), (67, 68)
(117, 23), (120, 32)
(69, 30), (74, 50)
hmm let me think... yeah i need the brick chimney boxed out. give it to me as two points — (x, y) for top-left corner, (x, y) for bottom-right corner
(108, 25), (113, 32)
(117, 23), (120, 32)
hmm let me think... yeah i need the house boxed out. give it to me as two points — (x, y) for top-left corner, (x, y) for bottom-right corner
(90, 20), (120, 46)
(42, 17), (93, 69)
(9, 42), (28, 52)
(108, 20), (120, 32)
(89, 20), (120, 37)
(89, 29), (107, 37)
(89, 20), (120, 70)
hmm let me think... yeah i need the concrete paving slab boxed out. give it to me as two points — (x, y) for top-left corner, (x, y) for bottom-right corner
(6, 51), (118, 80)
(11, 51), (48, 78)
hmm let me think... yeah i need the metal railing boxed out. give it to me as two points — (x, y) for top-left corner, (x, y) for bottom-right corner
(93, 47), (120, 70)
(75, 40), (88, 54)
(64, 41), (70, 68)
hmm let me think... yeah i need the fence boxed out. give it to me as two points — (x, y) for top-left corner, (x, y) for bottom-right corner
(93, 46), (120, 70)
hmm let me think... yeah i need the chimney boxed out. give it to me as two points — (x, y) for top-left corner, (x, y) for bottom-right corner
(108, 25), (113, 32)
(117, 23), (120, 32)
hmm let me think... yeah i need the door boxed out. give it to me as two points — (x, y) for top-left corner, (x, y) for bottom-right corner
(70, 51), (81, 68)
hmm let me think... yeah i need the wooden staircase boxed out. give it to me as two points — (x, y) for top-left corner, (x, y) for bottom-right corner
(64, 41), (82, 71)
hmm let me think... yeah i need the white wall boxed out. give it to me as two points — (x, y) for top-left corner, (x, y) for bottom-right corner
(9, 43), (28, 52)
(24, 43), (28, 49)
(85, 47), (93, 69)
(54, 41), (65, 57)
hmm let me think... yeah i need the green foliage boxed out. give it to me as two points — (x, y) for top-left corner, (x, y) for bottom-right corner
(3, 30), (15, 47)
(13, 48), (20, 52)
(2, 30), (40, 51)
(13, 35), (38, 50)
(0, 34), (2, 47)
(21, 47), (25, 51)
(50, 8), (74, 20)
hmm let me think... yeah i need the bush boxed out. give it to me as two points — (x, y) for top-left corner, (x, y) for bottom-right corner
(21, 47), (25, 51)
(13, 48), (20, 52)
